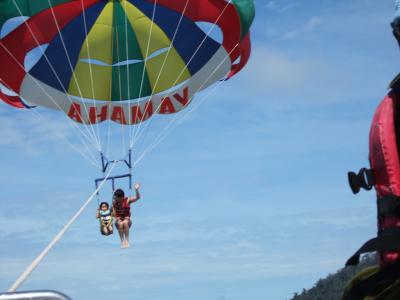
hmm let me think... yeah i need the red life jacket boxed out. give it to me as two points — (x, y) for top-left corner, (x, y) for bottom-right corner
(113, 198), (131, 219)
(369, 91), (400, 265)
(347, 78), (400, 267)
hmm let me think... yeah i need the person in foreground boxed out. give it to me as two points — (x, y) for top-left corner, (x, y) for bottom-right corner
(341, 3), (400, 299)
(112, 183), (141, 249)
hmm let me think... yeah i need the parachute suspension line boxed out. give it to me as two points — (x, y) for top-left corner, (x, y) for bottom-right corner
(130, 0), (158, 151)
(122, 0), (134, 148)
(0, 40), (101, 153)
(147, 0), (191, 95)
(130, 0), (234, 164)
(10, 1), (101, 150)
(130, 0), (233, 150)
(141, 62), (233, 161)
(105, 20), (117, 160)
(128, 0), (191, 161)
(114, 26), (127, 157)
(133, 44), (239, 168)
(130, 0), (200, 154)
(9, 0), (102, 151)
(7, 163), (116, 293)
(105, 105), (113, 159)
(121, 117), (127, 157)
(46, 0), (102, 151)
(79, 0), (103, 154)
(29, 109), (101, 169)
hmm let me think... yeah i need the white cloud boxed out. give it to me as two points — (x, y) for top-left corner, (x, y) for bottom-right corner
(281, 16), (323, 40)
(0, 108), (78, 152)
(237, 46), (316, 93)
(0, 106), (103, 168)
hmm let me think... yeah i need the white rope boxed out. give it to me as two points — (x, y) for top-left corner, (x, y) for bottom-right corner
(133, 45), (237, 167)
(46, 0), (102, 149)
(105, 19), (116, 159)
(129, 0), (233, 159)
(0, 33), (101, 163)
(9, 0), (101, 150)
(135, 79), (227, 166)
(29, 108), (100, 169)
(123, 0), (134, 150)
(149, 0), (190, 93)
(129, 0), (189, 148)
(114, 25), (127, 157)
(105, 108), (113, 159)
(79, 0), (103, 152)
(129, 0), (158, 148)
(7, 164), (116, 293)
(0, 41), (100, 150)
(2, 7), (101, 151)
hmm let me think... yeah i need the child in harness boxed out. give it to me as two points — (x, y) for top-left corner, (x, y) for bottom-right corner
(96, 202), (114, 236)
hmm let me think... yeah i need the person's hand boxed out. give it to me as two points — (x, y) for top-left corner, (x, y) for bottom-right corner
(134, 183), (141, 190)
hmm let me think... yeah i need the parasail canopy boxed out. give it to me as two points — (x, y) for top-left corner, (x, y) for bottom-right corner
(0, 0), (255, 125)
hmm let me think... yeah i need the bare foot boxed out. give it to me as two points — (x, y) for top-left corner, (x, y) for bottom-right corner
(121, 240), (129, 249)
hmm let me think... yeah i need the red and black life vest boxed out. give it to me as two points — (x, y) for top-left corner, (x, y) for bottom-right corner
(343, 77), (400, 299)
(113, 198), (131, 219)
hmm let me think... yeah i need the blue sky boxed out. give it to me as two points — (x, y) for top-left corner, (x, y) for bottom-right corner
(0, 0), (399, 299)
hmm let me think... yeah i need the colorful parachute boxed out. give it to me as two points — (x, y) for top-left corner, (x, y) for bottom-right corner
(0, 0), (255, 125)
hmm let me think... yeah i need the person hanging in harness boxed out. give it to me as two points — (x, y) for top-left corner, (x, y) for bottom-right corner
(96, 202), (114, 236)
(112, 183), (141, 249)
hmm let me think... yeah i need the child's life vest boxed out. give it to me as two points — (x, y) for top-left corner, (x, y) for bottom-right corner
(99, 209), (113, 225)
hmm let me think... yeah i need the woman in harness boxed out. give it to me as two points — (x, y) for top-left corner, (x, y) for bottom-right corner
(96, 202), (113, 236)
(112, 183), (141, 249)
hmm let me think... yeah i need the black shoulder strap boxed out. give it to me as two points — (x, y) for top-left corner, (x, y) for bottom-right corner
(378, 195), (400, 217)
(389, 73), (400, 93)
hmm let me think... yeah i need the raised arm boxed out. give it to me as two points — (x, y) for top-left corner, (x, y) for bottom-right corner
(96, 209), (100, 219)
(128, 183), (141, 204)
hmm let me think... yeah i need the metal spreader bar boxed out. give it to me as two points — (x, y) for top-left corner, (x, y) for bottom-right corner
(95, 150), (133, 195)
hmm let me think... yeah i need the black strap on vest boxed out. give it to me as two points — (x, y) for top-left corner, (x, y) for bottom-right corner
(378, 195), (400, 220)
(390, 72), (400, 92)
(344, 260), (400, 300)
(346, 196), (400, 266)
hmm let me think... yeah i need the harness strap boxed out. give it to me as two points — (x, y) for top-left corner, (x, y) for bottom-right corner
(100, 217), (113, 227)
(346, 228), (400, 266)
(346, 195), (400, 266)
(378, 195), (400, 218)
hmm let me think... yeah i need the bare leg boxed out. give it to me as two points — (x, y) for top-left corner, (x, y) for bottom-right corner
(103, 226), (109, 235)
(125, 219), (132, 248)
(124, 224), (130, 248)
(120, 220), (128, 248)
(117, 221), (125, 248)
(108, 223), (113, 234)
